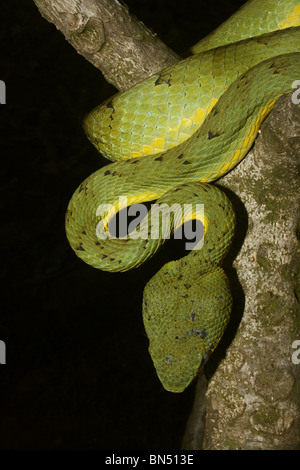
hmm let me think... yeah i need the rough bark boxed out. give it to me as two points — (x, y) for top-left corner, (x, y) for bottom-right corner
(183, 95), (300, 450)
(33, 0), (180, 91)
(34, 0), (300, 450)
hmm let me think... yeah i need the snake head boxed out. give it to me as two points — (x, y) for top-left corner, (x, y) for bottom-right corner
(142, 260), (232, 393)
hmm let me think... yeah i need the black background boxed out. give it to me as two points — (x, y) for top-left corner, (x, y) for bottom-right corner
(0, 0), (245, 450)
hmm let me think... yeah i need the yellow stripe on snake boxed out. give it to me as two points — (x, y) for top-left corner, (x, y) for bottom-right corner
(65, 0), (300, 393)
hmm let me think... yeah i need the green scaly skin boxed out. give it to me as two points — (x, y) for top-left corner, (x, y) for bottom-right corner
(142, 184), (235, 393)
(84, 27), (300, 162)
(66, 0), (300, 392)
(191, 0), (300, 53)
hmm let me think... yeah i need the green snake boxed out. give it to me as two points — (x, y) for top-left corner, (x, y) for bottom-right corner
(65, 0), (300, 393)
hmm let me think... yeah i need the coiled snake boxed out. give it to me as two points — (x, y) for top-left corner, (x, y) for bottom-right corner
(65, 0), (300, 392)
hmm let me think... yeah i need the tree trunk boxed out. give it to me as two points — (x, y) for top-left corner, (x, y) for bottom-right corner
(33, 0), (300, 450)
(183, 94), (300, 450)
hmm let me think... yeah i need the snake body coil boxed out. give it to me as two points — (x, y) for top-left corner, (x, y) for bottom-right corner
(66, 0), (300, 392)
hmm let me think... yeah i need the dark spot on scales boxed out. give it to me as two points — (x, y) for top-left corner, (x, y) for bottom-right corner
(198, 329), (207, 339)
(76, 243), (85, 251)
(78, 183), (87, 193)
(155, 155), (164, 162)
(185, 328), (208, 339)
(154, 75), (171, 86)
(105, 98), (114, 109)
(104, 170), (111, 176)
(165, 354), (174, 363)
(207, 130), (221, 140)
(177, 153), (184, 160)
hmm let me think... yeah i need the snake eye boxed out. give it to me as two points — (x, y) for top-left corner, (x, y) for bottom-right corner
(202, 353), (209, 363)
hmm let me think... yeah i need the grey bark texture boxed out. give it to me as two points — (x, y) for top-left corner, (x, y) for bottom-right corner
(33, 0), (180, 91)
(34, 0), (300, 450)
(183, 95), (300, 450)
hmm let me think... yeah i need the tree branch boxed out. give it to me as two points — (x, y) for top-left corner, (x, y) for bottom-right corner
(183, 94), (300, 450)
(33, 0), (180, 91)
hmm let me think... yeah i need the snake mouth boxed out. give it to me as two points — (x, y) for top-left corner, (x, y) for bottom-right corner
(160, 380), (195, 394)
(153, 351), (205, 393)
(157, 372), (201, 394)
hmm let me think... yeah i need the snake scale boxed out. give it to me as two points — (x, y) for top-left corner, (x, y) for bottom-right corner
(65, 0), (300, 393)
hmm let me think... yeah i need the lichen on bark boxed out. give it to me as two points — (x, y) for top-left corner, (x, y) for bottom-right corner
(183, 95), (300, 450)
